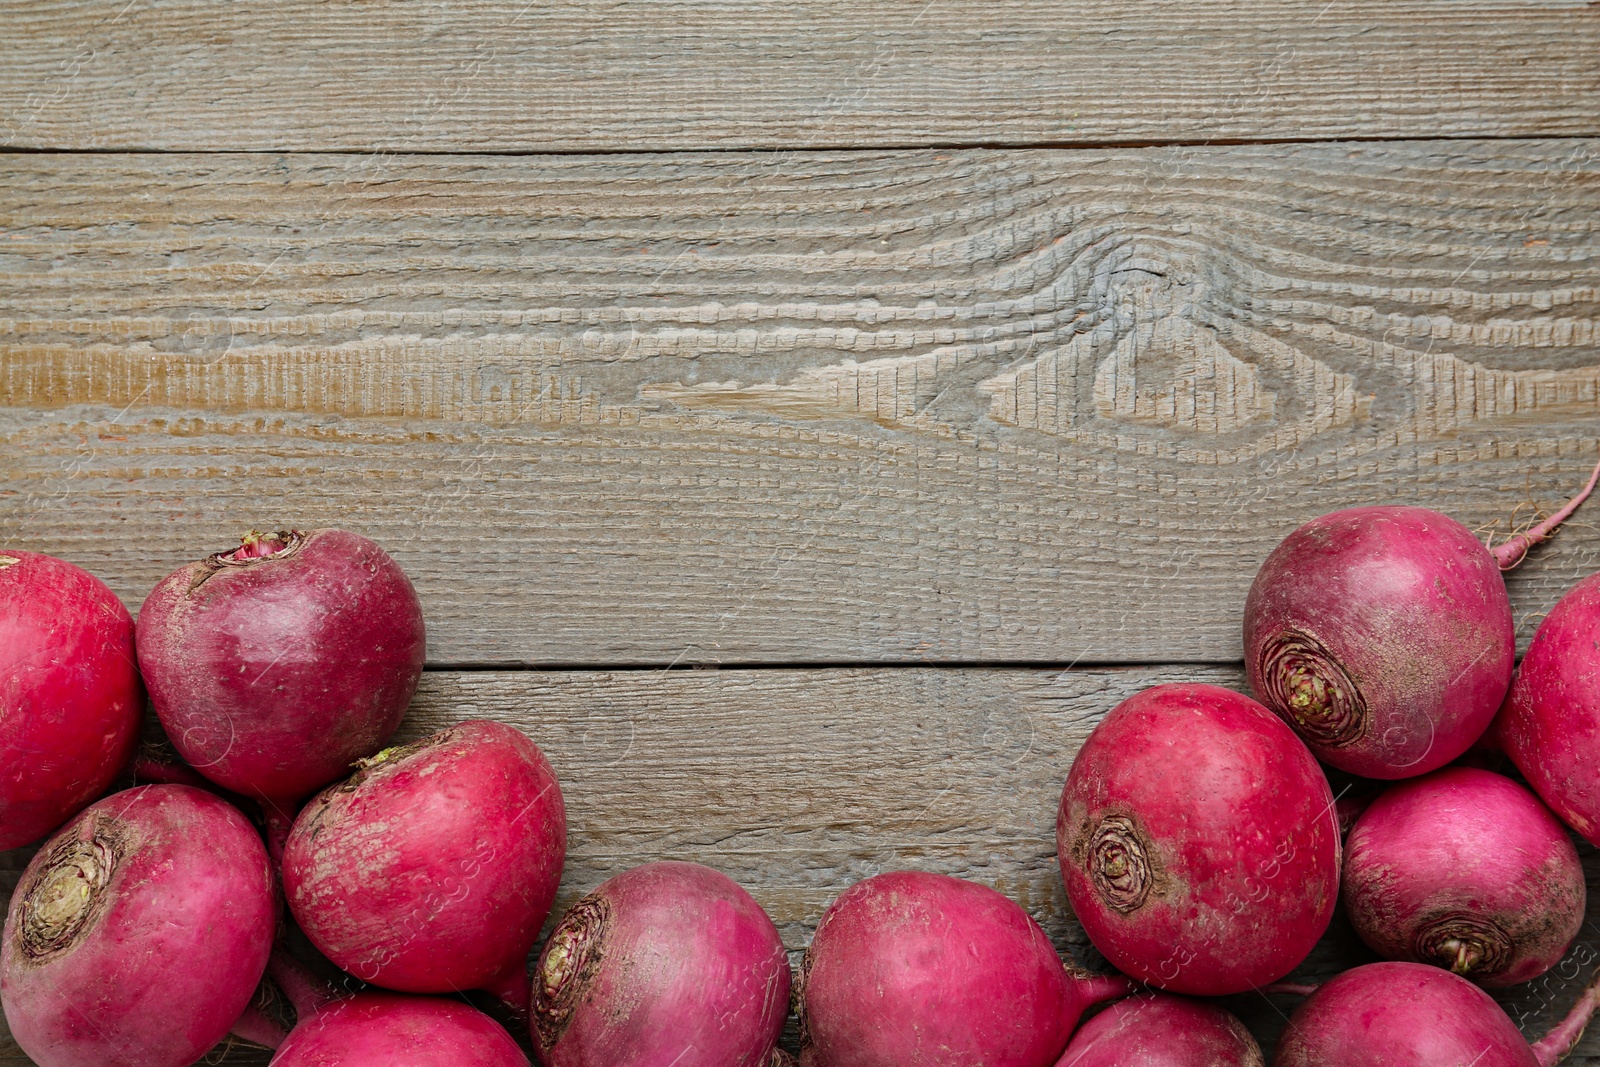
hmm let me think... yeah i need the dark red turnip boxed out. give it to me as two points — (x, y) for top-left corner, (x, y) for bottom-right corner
(0, 551), (142, 850)
(1343, 766), (1583, 986)
(269, 992), (529, 1067)
(532, 861), (789, 1066)
(1053, 992), (1263, 1067)
(1057, 683), (1339, 996)
(283, 720), (565, 1015)
(1, 785), (276, 1067)
(1244, 457), (1600, 779)
(797, 870), (1131, 1067)
(1273, 961), (1600, 1066)
(1496, 570), (1600, 845)
(135, 529), (425, 831)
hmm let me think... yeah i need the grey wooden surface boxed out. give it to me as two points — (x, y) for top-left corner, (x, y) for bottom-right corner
(4, 1), (1600, 1062)
(5, 669), (1600, 1059)
(2, 1), (1598, 151)
(3, 143), (1599, 667)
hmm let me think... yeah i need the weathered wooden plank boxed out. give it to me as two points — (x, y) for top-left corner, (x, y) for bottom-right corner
(3, 142), (1600, 665)
(2, 2), (1598, 151)
(3, 667), (1600, 1059)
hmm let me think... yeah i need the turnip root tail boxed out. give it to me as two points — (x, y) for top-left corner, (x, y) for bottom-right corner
(482, 956), (532, 1022)
(1071, 970), (1137, 1006)
(267, 947), (339, 1021)
(1261, 981), (1320, 997)
(1531, 966), (1600, 1066)
(1493, 453), (1600, 570)
(229, 1001), (290, 1050)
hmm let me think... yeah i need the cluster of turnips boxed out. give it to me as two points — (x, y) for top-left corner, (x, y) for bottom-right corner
(1, 454), (1600, 1066)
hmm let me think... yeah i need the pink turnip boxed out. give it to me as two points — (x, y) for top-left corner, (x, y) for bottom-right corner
(283, 720), (565, 1016)
(1496, 569), (1600, 845)
(1273, 961), (1600, 1066)
(532, 860), (789, 1066)
(0, 550), (143, 850)
(1, 785), (276, 1067)
(135, 529), (425, 837)
(1244, 456), (1600, 779)
(1057, 683), (1340, 996)
(1343, 766), (1582, 986)
(796, 870), (1132, 1067)
(1053, 992), (1263, 1066)
(269, 992), (529, 1066)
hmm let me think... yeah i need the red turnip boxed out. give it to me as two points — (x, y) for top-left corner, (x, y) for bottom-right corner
(283, 720), (565, 1016)
(0, 551), (142, 850)
(1343, 766), (1582, 986)
(269, 992), (529, 1066)
(1057, 683), (1339, 996)
(1244, 457), (1600, 779)
(1496, 569), (1600, 844)
(135, 529), (425, 838)
(1273, 961), (1600, 1066)
(1053, 992), (1263, 1066)
(796, 870), (1132, 1067)
(1, 785), (276, 1067)
(532, 861), (789, 1066)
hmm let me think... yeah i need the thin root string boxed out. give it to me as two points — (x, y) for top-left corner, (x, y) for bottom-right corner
(1493, 452), (1600, 571)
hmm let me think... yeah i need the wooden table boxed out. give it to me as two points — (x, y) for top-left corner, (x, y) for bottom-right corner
(3, 2), (1599, 1061)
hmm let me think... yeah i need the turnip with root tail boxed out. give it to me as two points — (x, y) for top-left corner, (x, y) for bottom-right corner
(796, 870), (1133, 1067)
(1244, 454), (1600, 779)
(532, 861), (790, 1067)
(1495, 569), (1600, 845)
(1053, 991), (1263, 1067)
(1342, 766), (1583, 986)
(135, 528), (425, 852)
(1273, 961), (1600, 1066)
(1, 785), (276, 1067)
(283, 720), (565, 1019)
(0, 551), (143, 850)
(1057, 683), (1341, 996)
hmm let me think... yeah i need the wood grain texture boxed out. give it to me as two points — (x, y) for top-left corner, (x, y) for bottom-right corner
(2, 1), (1599, 151)
(3, 667), (1600, 1059)
(4, 141), (1599, 665)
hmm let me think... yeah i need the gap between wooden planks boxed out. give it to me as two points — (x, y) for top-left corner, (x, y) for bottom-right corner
(2, 141), (1599, 665)
(4, 666), (1600, 1060)
(1, 1), (1598, 151)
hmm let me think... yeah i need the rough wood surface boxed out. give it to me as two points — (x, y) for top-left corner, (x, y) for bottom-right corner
(3, 667), (1599, 1059)
(4, 141), (1600, 665)
(3, 2), (1599, 151)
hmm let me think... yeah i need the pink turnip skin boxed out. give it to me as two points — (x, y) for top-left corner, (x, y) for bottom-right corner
(1057, 683), (1340, 996)
(1054, 992), (1263, 1067)
(135, 529), (425, 824)
(269, 993), (529, 1067)
(0, 551), (143, 850)
(1, 785), (276, 1067)
(1244, 507), (1515, 778)
(532, 861), (789, 1066)
(1343, 766), (1583, 987)
(1273, 961), (1600, 1066)
(1496, 570), (1600, 845)
(797, 870), (1132, 1067)
(283, 720), (565, 1013)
